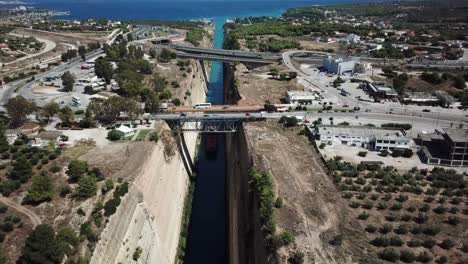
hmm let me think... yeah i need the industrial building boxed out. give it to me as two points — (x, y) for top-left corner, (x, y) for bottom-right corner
(308, 125), (411, 151)
(418, 128), (468, 167)
(285, 91), (317, 104)
(322, 56), (356, 75)
(366, 83), (398, 99)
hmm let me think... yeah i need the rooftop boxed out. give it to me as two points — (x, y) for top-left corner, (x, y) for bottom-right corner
(443, 128), (468, 143)
(316, 125), (409, 141)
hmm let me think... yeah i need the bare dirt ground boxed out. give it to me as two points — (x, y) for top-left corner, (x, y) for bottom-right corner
(236, 64), (304, 105)
(297, 40), (340, 52)
(245, 122), (374, 264)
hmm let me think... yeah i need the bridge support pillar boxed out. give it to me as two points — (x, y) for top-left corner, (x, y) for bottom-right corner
(198, 59), (209, 94)
(175, 131), (195, 178)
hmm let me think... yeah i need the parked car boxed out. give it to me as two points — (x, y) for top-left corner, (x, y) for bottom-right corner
(422, 109), (431, 112)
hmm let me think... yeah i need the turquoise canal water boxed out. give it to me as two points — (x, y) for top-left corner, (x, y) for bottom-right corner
(184, 17), (227, 263)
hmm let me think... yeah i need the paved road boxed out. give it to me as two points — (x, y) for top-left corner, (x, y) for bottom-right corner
(0, 49), (104, 106)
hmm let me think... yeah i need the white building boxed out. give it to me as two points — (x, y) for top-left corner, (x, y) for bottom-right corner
(309, 125), (411, 151)
(286, 91), (317, 104)
(346, 33), (361, 43)
(116, 125), (135, 137)
(322, 56), (356, 75)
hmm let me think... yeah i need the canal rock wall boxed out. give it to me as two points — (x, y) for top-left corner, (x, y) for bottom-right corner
(225, 64), (268, 264)
(90, 66), (206, 264)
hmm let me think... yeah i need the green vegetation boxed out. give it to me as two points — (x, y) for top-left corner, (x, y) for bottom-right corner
(107, 129), (124, 141)
(67, 160), (89, 182)
(226, 21), (374, 39)
(175, 168), (196, 262)
(18, 224), (75, 264)
(76, 176), (97, 198)
(185, 28), (206, 46)
(5, 96), (36, 128)
(61, 71), (75, 92)
(24, 174), (54, 204)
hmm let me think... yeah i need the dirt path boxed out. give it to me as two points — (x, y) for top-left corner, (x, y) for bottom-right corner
(5, 33), (57, 66)
(0, 196), (41, 228)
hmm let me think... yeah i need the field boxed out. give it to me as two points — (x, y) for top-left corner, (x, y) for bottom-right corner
(245, 122), (373, 263)
(326, 157), (467, 263)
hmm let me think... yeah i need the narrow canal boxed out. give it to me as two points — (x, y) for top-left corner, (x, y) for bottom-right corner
(184, 18), (227, 263)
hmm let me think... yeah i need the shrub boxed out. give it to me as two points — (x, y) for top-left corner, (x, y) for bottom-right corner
(400, 250), (416, 263)
(76, 176), (97, 198)
(329, 234), (344, 246)
(433, 205), (446, 214)
(413, 213), (428, 224)
(349, 201), (360, 208)
(423, 226), (440, 236)
(365, 224), (377, 233)
(417, 252), (432, 263)
(400, 214), (411, 222)
(358, 151), (367, 157)
(107, 129), (123, 141)
(67, 160), (88, 182)
(439, 239), (455, 250)
(407, 239), (422, 247)
(269, 231), (295, 248)
(362, 201), (373, 209)
(357, 211), (369, 220)
(379, 248), (399, 262)
(389, 236), (404, 246)
(385, 214), (399, 222)
(24, 174), (55, 204)
(0, 205), (7, 214)
(59, 185), (72, 197)
(49, 166), (61, 173)
(390, 203), (403, 211)
(461, 243), (468, 253)
(380, 224), (393, 234)
(274, 197), (283, 208)
(288, 251), (305, 264)
(406, 206), (416, 212)
(370, 237), (389, 247)
(394, 224), (408, 235)
(377, 202), (388, 210)
(422, 239), (437, 249)
(436, 256), (448, 264)
(447, 216), (459, 225)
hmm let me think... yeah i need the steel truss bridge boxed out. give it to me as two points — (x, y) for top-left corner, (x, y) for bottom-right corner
(164, 117), (247, 133)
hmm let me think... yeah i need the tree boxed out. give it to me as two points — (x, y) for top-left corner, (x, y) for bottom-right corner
(158, 48), (176, 63)
(9, 156), (32, 183)
(133, 246), (142, 261)
(58, 106), (74, 127)
(67, 160), (88, 182)
(144, 91), (160, 113)
(0, 123), (9, 153)
(379, 248), (400, 262)
(95, 57), (114, 84)
(5, 96), (36, 128)
(107, 129), (123, 141)
(76, 176), (97, 198)
(78, 46), (87, 61)
(24, 174), (54, 204)
(18, 224), (66, 264)
(40, 102), (60, 123)
(452, 75), (466, 89)
(61, 71), (75, 92)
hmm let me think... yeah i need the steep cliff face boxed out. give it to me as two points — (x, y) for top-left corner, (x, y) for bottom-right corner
(90, 62), (206, 264)
(225, 64), (268, 264)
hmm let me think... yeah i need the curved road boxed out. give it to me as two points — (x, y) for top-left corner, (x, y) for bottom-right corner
(282, 50), (468, 123)
(5, 33), (57, 66)
(0, 196), (41, 228)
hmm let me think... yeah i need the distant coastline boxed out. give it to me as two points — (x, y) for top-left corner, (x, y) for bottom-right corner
(0, 1), (27, 4)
